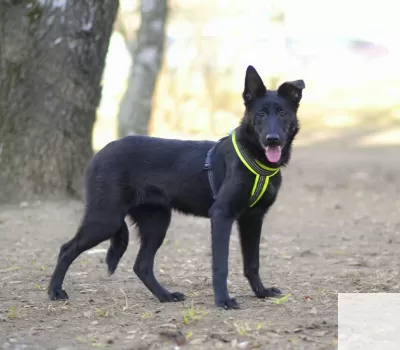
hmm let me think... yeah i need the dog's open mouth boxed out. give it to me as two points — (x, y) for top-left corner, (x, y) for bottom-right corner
(264, 146), (282, 163)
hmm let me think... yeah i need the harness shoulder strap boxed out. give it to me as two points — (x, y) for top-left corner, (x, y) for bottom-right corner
(204, 143), (218, 200)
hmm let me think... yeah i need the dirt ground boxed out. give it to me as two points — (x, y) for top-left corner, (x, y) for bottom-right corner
(1, 127), (399, 350)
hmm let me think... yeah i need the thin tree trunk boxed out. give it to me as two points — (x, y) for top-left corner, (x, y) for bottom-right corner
(0, 0), (119, 204)
(117, 0), (168, 137)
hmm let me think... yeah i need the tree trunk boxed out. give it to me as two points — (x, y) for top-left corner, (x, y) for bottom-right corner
(117, 0), (168, 137)
(0, 0), (119, 204)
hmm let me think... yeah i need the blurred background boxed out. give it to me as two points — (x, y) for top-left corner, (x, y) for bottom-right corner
(2, 0), (400, 203)
(94, 0), (400, 151)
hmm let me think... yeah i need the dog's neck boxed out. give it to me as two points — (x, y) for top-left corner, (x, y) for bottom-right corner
(235, 119), (298, 168)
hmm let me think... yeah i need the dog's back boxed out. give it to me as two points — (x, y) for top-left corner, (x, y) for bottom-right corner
(84, 135), (216, 217)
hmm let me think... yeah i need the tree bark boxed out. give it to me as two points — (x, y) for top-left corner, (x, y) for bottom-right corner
(117, 0), (168, 137)
(0, 0), (119, 204)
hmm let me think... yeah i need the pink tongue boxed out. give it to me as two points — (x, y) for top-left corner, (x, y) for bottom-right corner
(265, 146), (282, 163)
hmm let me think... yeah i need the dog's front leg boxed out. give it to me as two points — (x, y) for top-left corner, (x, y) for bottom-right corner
(210, 204), (239, 309)
(238, 210), (281, 298)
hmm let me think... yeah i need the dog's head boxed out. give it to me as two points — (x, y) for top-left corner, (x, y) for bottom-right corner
(240, 65), (305, 167)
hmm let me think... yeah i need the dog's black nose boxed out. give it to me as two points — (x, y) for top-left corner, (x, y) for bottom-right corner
(266, 134), (280, 143)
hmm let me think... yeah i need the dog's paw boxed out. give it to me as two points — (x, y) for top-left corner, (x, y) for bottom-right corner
(48, 288), (69, 301)
(255, 287), (281, 298)
(159, 292), (185, 302)
(216, 298), (240, 310)
(170, 292), (185, 301)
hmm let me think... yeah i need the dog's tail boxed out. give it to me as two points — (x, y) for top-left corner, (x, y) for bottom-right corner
(106, 223), (129, 275)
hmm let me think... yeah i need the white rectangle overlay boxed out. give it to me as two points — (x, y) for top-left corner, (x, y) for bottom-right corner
(339, 293), (400, 350)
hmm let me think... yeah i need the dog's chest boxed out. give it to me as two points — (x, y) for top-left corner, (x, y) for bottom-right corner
(251, 175), (281, 208)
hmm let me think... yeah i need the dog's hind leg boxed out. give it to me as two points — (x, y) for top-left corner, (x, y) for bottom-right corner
(48, 210), (125, 300)
(132, 205), (185, 302)
(106, 221), (129, 275)
(238, 210), (281, 298)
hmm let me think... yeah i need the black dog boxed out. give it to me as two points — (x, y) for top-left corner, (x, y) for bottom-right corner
(48, 65), (305, 310)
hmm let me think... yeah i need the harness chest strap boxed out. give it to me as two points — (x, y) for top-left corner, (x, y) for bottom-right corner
(205, 130), (280, 207)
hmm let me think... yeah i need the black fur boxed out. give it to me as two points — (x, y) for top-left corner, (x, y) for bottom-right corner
(48, 65), (305, 309)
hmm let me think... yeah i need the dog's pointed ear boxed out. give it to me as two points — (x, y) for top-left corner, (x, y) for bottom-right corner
(243, 65), (266, 104)
(277, 80), (305, 105)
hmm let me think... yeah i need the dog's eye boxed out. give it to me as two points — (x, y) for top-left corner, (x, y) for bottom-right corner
(256, 112), (265, 118)
(278, 109), (287, 117)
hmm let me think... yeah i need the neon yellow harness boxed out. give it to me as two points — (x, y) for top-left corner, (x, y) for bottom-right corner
(231, 130), (280, 207)
(204, 129), (280, 207)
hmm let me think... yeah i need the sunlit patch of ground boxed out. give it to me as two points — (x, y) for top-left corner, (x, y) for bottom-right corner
(356, 127), (400, 147)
